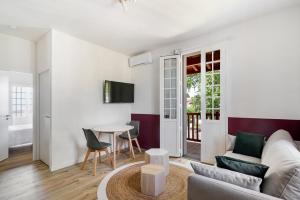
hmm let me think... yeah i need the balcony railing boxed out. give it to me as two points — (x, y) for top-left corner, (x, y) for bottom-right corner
(187, 112), (201, 142)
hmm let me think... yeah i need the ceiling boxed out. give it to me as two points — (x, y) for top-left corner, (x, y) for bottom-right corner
(0, 0), (299, 55)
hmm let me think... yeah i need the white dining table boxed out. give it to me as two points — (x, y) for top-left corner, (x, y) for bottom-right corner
(92, 125), (134, 169)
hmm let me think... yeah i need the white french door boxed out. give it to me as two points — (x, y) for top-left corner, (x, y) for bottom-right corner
(200, 48), (226, 164)
(0, 71), (11, 161)
(160, 55), (182, 157)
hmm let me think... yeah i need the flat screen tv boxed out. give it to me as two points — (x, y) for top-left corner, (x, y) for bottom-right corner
(103, 80), (134, 103)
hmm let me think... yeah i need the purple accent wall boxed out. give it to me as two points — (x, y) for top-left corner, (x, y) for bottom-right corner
(131, 114), (160, 149)
(228, 117), (300, 140)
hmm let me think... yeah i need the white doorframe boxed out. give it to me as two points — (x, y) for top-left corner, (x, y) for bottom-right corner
(0, 70), (36, 162)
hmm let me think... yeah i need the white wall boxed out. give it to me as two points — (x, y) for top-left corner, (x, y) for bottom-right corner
(36, 31), (52, 73)
(50, 30), (132, 170)
(0, 33), (35, 73)
(132, 6), (300, 120)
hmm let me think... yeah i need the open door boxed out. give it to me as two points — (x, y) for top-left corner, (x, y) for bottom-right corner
(160, 55), (182, 157)
(200, 48), (226, 164)
(0, 71), (10, 161)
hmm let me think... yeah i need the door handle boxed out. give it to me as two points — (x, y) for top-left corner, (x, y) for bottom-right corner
(44, 115), (51, 119)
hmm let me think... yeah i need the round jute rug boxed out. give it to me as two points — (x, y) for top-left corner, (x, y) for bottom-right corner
(105, 163), (192, 200)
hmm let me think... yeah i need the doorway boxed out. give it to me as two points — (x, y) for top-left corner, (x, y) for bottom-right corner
(182, 52), (201, 160)
(181, 47), (226, 164)
(160, 46), (226, 163)
(0, 71), (33, 162)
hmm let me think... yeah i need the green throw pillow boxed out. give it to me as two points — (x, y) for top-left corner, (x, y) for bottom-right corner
(233, 131), (265, 158)
(215, 156), (269, 179)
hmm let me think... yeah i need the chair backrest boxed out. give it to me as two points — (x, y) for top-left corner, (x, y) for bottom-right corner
(127, 121), (140, 137)
(82, 128), (100, 149)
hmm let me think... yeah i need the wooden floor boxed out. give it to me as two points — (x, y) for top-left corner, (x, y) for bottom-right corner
(185, 141), (201, 161)
(0, 146), (146, 200)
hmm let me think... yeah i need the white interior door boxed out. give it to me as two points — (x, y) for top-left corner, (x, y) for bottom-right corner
(0, 71), (10, 161)
(201, 48), (227, 164)
(39, 70), (51, 166)
(160, 55), (182, 157)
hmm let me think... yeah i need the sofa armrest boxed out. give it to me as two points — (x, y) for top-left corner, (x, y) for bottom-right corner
(188, 174), (283, 200)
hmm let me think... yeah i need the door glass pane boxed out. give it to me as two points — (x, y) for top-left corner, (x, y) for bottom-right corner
(171, 89), (176, 98)
(171, 78), (176, 88)
(206, 74), (212, 85)
(164, 89), (170, 98)
(213, 109), (220, 120)
(206, 52), (212, 62)
(164, 79), (170, 88)
(213, 50), (220, 61)
(205, 50), (221, 120)
(164, 58), (177, 119)
(164, 99), (170, 108)
(213, 97), (220, 108)
(164, 69), (171, 78)
(164, 109), (170, 119)
(171, 68), (176, 77)
(171, 109), (176, 119)
(213, 86), (220, 96)
(213, 73), (220, 85)
(171, 99), (176, 108)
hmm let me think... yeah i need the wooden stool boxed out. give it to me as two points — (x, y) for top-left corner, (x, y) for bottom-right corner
(141, 164), (166, 196)
(145, 148), (169, 176)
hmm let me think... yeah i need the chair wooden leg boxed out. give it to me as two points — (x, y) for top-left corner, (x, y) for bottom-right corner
(93, 151), (98, 176)
(127, 140), (130, 154)
(105, 148), (113, 167)
(134, 138), (142, 153)
(81, 148), (91, 170)
(99, 151), (102, 163)
(127, 131), (135, 159)
(117, 139), (121, 155)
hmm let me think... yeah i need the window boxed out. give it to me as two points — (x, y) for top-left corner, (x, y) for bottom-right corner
(11, 86), (33, 117)
(164, 58), (177, 119)
(205, 50), (220, 120)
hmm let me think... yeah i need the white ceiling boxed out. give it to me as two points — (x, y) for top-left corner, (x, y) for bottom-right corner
(0, 0), (299, 55)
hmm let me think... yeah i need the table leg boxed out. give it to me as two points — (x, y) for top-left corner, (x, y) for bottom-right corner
(127, 130), (135, 159)
(113, 132), (116, 169)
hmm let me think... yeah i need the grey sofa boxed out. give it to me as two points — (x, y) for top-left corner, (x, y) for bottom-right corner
(188, 130), (300, 200)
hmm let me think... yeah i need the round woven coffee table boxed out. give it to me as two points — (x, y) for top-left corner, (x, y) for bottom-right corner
(97, 161), (192, 200)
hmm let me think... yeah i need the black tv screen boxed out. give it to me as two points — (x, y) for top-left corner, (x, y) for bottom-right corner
(103, 80), (134, 103)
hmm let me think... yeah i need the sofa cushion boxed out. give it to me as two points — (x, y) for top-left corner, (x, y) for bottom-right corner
(226, 134), (236, 151)
(190, 162), (263, 191)
(233, 132), (265, 158)
(224, 151), (261, 164)
(261, 129), (300, 199)
(216, 156), (269, 179)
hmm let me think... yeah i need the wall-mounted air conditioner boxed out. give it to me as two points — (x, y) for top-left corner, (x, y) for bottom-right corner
(129, 52), (152, 67)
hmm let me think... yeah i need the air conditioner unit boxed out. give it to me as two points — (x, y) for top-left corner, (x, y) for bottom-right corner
(129, 52), (152, 67)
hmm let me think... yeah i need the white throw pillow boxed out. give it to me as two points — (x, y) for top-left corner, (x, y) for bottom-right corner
(190, 162), (262, 191)
(226, 134), (236, 151)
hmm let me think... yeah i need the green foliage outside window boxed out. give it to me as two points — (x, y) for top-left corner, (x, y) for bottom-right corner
(187, 73), (201, 113)
(187, 70), (220, 114)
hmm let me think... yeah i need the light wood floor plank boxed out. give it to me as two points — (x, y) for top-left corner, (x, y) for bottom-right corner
(0, 146), (144, 200)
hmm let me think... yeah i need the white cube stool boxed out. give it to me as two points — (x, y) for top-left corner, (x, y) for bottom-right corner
(141, 164), (166, 196)
(145, 148), (169, 176)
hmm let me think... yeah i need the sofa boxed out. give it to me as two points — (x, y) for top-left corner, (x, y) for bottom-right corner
(188, 129), (300, 200)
